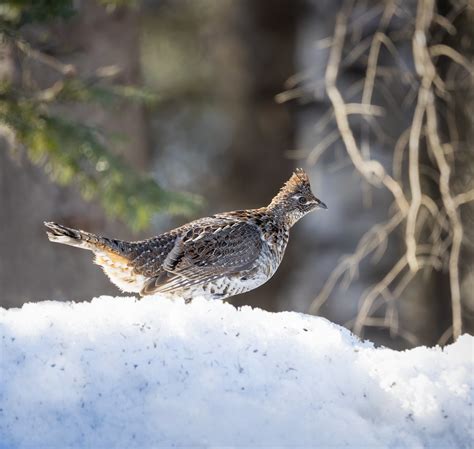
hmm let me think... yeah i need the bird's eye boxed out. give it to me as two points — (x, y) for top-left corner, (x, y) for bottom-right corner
(298, 196), (307, 205)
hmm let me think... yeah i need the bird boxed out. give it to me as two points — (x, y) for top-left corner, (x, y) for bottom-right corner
(45, 169), (327, 302)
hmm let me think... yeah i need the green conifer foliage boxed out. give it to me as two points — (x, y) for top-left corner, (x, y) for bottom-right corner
(0, 0), (202, 231)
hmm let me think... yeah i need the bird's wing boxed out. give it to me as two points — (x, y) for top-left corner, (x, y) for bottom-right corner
(130, 233), (178, 277)
(140, 219), (263, 295)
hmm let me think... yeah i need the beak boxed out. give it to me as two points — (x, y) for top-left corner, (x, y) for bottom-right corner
(316, 199), (328, 210)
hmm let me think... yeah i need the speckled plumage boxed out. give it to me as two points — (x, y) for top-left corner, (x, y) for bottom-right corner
(45, 169), (327, 301)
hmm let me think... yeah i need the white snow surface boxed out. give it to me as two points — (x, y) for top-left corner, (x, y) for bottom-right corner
(0, 296), (472, 449)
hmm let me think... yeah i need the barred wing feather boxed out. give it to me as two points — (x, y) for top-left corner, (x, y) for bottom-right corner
(141, 220), (263, 295)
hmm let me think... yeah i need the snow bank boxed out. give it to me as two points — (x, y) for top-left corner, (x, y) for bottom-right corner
(0, 296), (472, 449)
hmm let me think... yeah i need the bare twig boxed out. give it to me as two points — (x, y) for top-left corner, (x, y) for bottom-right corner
(426, 98), (463, 338)
(309, 211), (404, 314)
(303, 0), (470, 343)
(324, 0), (409, 213)
(454, 189), (474, 206)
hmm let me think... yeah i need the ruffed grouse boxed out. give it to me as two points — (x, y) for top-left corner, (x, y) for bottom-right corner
(45, 169), (327, 301)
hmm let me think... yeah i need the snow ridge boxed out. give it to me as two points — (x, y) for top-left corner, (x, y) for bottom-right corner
(0, 296), (472, 448)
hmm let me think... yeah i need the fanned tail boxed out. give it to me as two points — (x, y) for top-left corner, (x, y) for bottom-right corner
(44, 221), (144, 292)
(44, 222), (126, 256)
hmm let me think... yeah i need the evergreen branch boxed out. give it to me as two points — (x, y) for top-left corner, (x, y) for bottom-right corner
(0, 99), (202, 231)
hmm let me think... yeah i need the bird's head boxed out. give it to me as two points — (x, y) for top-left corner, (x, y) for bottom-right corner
(268, 168), (327, 227)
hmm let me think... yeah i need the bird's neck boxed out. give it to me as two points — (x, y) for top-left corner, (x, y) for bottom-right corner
(265, 202), (298, 229)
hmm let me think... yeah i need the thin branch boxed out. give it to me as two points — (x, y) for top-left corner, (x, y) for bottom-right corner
(309, 211), (404, 314)
(429, 44), (474, 75)
(405, 0), (435, 272)
(454, 189), (474, 206)
(354, 256), (407, 335)
(308, 129), (340, 166)
(426, 98), (463, 339)
(305, 0), (470, 344)
(324, 0), (409, 213)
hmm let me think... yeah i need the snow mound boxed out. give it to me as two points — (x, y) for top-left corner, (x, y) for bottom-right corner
(0, 296), (472, 449)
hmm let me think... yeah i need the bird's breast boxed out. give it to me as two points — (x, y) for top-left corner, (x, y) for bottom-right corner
(258, 228), (289, 277)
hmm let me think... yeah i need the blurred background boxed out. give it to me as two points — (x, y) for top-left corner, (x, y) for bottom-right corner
(1, 0), (473, 349)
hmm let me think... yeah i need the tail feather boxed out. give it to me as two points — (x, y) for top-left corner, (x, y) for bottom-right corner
(44, 222), (128, 258)
(44, 222), (91, 249)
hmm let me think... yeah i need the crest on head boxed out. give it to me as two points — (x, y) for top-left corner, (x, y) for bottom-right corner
(280, 168), (311, 196)
(270, 168), (313, 206)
